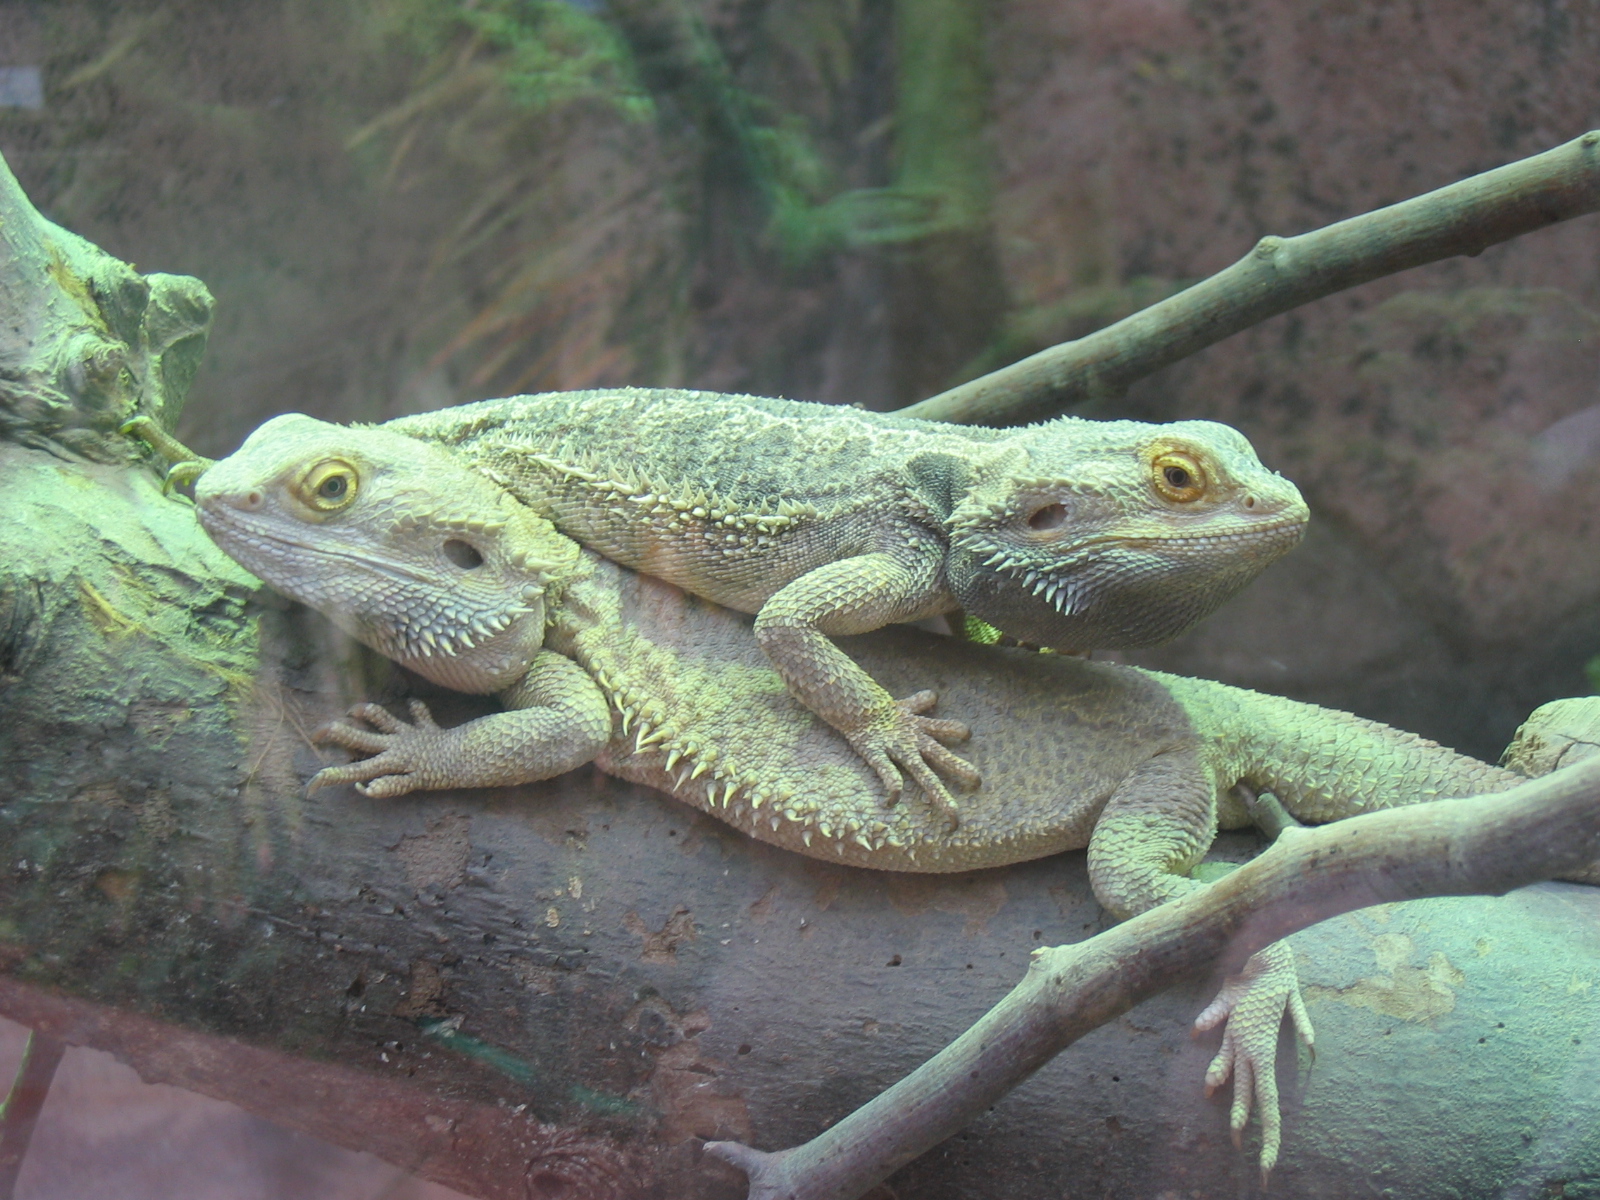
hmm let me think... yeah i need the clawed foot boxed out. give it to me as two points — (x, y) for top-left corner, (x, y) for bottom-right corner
(310, 700), (452, 798)
(1192, 940), (1313, 1181)
(847, 689), (978, 830)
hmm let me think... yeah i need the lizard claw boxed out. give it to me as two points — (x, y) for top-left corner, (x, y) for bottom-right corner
(309, 700), (446, 798)
(121, 416), (215, 493)
(163, 460), (209, 494)
(848, 690), (978, 830)
(1192, 940), (1312, 1181)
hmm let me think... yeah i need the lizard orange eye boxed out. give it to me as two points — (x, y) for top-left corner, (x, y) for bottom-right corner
(297, 459), (360, 512)
(1151, 451), (1206, 503)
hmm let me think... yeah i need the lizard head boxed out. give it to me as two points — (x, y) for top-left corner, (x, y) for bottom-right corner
(944, 418), (1307, 651)
(195, 413), (582, 693)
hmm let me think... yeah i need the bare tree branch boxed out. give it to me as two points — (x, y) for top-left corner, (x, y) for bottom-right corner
(0, 1031), (63, 1200)
(903, 130), (1600, 426)
(706, 753), (1600, 1200)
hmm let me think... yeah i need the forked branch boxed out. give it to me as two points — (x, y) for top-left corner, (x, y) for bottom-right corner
(904, 130), (1600, 426)
(706, 754), (1600, 1200)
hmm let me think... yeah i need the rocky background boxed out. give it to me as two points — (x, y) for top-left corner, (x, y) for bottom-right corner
(2, 0), (1598, 758)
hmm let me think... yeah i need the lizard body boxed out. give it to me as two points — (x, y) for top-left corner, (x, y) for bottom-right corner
(180, 416), (1542, 1174)
(384, 388), (1308, 815)
(554, 557), (1513, 875)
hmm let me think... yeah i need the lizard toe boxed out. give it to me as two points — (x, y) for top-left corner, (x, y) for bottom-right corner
(915, 732), (981, 791)
(354, 772), (421, 799)
(1194, 940), (1307, 1179)
(856, 744), (905, 808)
(842, 697), (982, 828)
(897, 754), (961, 830)
(308, 758), (394, 793)
(310, 744), (425, 797)
(894, 692), (981, 788)
(350, 702), (406, 734)
(913, 715), (972, 746)
(314, 720), (393, 755)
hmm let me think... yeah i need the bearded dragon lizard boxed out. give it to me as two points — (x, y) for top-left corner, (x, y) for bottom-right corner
(145, 413), (1560, 1176)
(378, 388), (1309, 820)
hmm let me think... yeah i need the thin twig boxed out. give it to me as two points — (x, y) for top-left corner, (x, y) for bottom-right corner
(903, 130), (1600, 426)
(0, 1031), (65, 1199)
(706, 753), (1600, 1200)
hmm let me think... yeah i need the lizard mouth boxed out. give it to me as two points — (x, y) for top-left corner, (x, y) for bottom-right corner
(198, 508), (534, 660)
(963, 514), (1306, 620)
(200, 509), (439, 586)
(1097, 514), (1307, 552)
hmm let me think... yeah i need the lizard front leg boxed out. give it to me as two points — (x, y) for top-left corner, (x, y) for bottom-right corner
(311, 651), (611, 797)
(753, 551), (978, 826)
(1087, 747), (1310, 1180)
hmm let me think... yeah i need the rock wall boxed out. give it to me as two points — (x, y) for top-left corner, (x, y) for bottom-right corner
(4, 0), (1596, 758)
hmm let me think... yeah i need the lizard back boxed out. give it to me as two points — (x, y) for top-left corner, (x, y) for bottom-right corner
(385, 388), (1015, 612)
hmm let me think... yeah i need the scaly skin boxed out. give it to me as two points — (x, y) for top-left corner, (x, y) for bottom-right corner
(170, 415), (1560, 1177)
(383, 388), (1308, 818)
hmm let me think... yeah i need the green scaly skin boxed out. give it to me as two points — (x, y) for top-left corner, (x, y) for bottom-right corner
(161, 414), (1576, 1177)
(381, 388), (1309, 820)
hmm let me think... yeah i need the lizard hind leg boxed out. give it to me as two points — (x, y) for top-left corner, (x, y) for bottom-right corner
(1088, 747), (1309, 1179)
(1193, 939), (1315, 1182)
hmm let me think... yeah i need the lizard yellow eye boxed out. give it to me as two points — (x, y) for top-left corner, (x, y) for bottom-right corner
(297, 459), (359, 512)
(1151, 451), (1207, 503)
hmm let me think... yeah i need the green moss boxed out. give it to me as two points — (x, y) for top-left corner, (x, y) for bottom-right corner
(891, 0), (991, 228)
(390, 0), (652, 121)
(611, 0), (994, 262)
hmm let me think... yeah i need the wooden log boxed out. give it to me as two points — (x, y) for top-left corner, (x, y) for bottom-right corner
(7, 139), (1600, 1200)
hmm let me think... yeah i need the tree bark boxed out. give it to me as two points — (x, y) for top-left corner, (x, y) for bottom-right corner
(707, 754), (1600, 1199)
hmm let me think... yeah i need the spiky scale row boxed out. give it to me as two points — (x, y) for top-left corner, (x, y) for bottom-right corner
(966, 546), (1093, 620)
(525, 449), (817, 546)
(392, 510), (508, 538)
(582, 643), (916, 855)
(385, 603), (528, 661)
(1028, 572), (1082, 616)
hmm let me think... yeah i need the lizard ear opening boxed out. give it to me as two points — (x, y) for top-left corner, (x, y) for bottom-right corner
(1027, 502), (1069, 531)
(442, 539), (485, 570)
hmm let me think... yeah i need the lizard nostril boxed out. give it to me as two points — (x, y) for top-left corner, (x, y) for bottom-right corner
(1242, 494), (1257, 510)
(241, 490), (263, 510)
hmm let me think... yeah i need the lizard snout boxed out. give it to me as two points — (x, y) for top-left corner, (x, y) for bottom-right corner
(197, 483), (264, 513)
